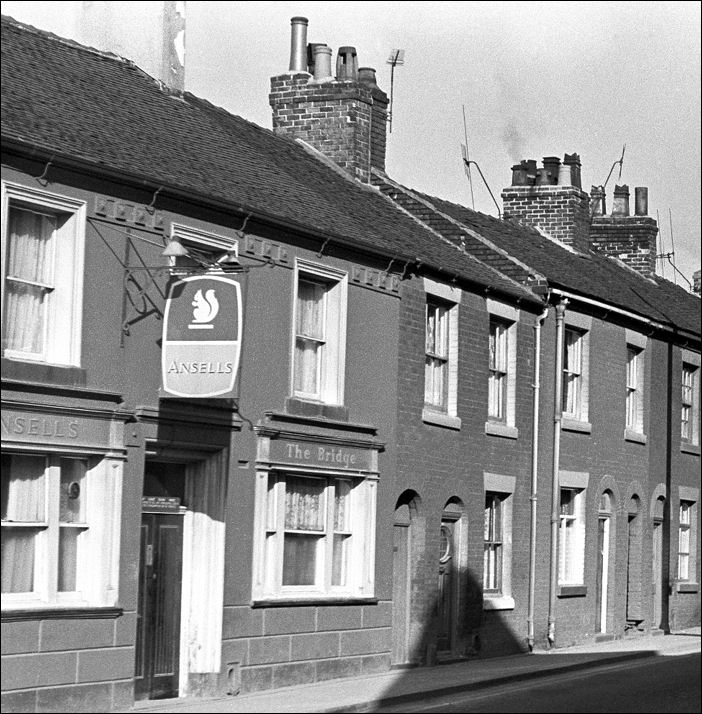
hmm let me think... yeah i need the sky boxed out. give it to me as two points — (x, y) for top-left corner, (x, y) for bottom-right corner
(3, 1), (701, 288)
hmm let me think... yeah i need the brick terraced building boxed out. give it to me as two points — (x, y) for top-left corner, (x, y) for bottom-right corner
(1, 13), (700, 714)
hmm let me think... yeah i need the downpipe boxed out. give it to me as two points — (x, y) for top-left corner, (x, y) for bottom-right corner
(548, 298), (568, 647)
(527, 305), (549, 651)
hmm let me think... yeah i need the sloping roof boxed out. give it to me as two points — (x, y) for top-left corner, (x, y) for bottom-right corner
(373, 175), (700, 337)
(0, 15), (537, 305)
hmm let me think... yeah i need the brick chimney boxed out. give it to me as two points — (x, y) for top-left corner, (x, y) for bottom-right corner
(269, 17), (388, 182)
(501, 153), (591, 253)
(589, 185), (659, 277)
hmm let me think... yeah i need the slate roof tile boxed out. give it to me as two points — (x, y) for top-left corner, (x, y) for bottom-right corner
(0, 15), (535, 305)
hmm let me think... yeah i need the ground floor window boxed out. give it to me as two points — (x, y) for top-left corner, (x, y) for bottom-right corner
(1, 451), (121, 608)
(559, 487), (586, 585)
(253, 470), (376, 600)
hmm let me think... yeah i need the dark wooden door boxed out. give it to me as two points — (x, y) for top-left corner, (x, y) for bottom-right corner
(135, 513), (183, 700)
(652, 520), (663, 629)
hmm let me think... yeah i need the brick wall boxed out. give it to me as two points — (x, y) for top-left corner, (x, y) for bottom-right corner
(501, 186), (591, 253)
(590, 215), (658, 276)
(269, 73), (388, 182)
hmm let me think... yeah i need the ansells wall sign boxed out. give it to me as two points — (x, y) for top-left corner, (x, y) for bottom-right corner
(162, 275), (242, 398)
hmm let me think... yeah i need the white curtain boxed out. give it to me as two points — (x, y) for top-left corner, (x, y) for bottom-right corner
(295, 280), (324, 395)
(3, 208), (54, 354)
(1, 454), (46, 593)
(285, 476), (324, 531)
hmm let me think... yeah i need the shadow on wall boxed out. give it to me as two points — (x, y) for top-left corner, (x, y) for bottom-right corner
(390, 490), (527, 674)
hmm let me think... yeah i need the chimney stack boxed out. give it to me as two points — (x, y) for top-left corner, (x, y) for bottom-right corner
(693, 270), (701, 295)
(269, 17), (389, 182)
(590, 186), (658, 277)
(502, 153), (590, 252)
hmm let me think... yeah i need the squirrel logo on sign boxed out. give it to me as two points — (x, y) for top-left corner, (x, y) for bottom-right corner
(189, 289), (219, 329)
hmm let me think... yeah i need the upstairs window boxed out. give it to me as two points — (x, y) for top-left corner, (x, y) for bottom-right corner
(488, 319), (508, 422)
(1, 183), (85, 366)
(626, 346), (644, 433)
(291, 261), (347, 405)
(425, 299), (450, 411)
(562, 328), (583, 419)
(681, 362), (700, 445)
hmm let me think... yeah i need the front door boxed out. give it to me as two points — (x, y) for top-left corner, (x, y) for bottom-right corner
(437, 519), (456, 654)
(135, 512), (184, 700)
(595, 515), (610, 633)
(652, 519), (663, 629)
(392, 519), (411, 665)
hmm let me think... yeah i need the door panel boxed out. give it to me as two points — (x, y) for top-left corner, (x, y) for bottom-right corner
(135, 513), (183, 700)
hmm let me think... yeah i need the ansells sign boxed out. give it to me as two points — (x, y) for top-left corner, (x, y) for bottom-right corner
(162, 275), (242, 398)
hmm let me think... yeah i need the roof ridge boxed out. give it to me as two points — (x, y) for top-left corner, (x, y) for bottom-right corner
(372, 169), (546, 284)
(371, 172), (540, 299)
(1, 14), (180, 97)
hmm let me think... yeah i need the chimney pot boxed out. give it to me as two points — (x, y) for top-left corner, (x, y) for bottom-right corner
(612, 184), (630, 216)
(289, 16), (309, 72)
(590, 185), (606, 216)
(563, 153), (582, 188)
(336, 46), (358, 80)
(358, 67), (378, 87)
(634, 187), (648, 216)
(557, 163), (572, 187)
(312, 45), (333, 82)
(543, 156), (561, 185)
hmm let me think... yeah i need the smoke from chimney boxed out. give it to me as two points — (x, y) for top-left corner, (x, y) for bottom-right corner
(502, 121), (526, 164)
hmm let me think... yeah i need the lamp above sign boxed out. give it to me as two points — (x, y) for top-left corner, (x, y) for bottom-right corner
(161, 275), (242, 398)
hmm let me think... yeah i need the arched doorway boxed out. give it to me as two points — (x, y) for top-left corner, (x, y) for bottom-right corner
(436, 498), (467, 659)
(651, 495), (666, 630)
(392, 491), (419, 665)
(626, 495), (644, 631)
(595, 491), (614, 634)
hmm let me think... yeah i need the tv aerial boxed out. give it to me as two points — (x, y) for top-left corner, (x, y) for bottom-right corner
(386, 49), (405, 133)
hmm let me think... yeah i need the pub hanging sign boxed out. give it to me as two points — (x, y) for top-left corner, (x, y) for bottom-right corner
(162, 275), (242, 398)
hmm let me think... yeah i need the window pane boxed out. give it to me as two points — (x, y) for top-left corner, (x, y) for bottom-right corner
(3, 282), (47, 354)
(3, 207), (55, 355)
(6, 207), (55, 284)
(58, 526), (85, 592)
(332, 533), (349, 586)
(282, 533), (318, 585)
(334, 480), (351, 531)
(1, 454), (46, 522)
(297, 280), (324, 339)
(294, 337), (320, 395)
(1, 527), (39, 593)
(285, 477), (325, 531)
(60, 459), (86, 523)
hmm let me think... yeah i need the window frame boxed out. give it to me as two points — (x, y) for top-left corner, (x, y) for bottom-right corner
(681, 360), (700, 446)
(625, 344), (644, 434)
(483, 472), (515, 610)
(252, 469), (376, 602)
(1, 451), (122, 611)
(290, 260), (347, 406)
(678, 500), (692, 581)
(558, 485), (586, 586)
(422, 279), (461, 429)
(425, 297), (450, 411)
(1, 182), (86, 367)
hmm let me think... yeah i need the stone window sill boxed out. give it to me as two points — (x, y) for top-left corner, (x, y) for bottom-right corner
(422, 408), (461, 430)
(483, 595), (515, 611)
(680, 442), (701, 456)
(624, 429), (647, 444)
(485, 421), (518, 439)
(1, 606), (123, 622)
(561, 418), (592, 434)
(676, 582), (699, 593)
(557, 585), (587, 598)
(252, 597), (378, 608)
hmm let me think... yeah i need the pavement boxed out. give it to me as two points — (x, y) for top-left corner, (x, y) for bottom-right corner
(124, 628), (701, 713)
